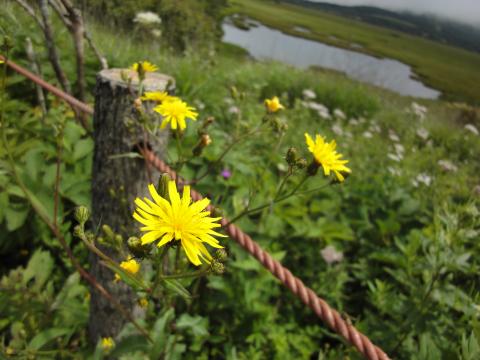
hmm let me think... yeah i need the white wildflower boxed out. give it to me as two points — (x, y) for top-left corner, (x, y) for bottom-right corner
(387, 166), (401, 176)
(465, 124), (479, 135)
(389, 130), (400, 142)
(333, 108), (346, 120)
(134, 11), (162, 26)
(416, 127), (429, 140)
(302, 89), (316, 100)
(438, 159), (458, 173)
(362, 131), (373, 139)
(410, 102), (428, 120)
(321, 245), (343, 264)
(349, 118), (359, 126)
(387, 153), (402, 162)
(332, 123), (343, 136)
(228, 105), (240, 115)
(394, 143), (405, 155)
(412, 173), (432, 187)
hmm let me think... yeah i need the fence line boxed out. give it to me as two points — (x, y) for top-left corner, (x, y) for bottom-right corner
(1, 56), (390, 360)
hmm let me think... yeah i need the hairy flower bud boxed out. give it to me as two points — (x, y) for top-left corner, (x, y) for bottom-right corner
(211, 261), (225, 275)
(296, 158), (308, 169)
(286, 147), (298, 166)
(74, 206), (90, 224)
(215, 249), (228, 262)
(127, 236), (151, 258)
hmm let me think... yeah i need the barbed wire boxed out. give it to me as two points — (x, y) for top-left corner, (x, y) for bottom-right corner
(1, 56), (390, 360)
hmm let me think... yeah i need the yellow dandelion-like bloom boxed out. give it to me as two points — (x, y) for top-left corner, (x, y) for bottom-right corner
(130, 61), (158, 73)
(114, 258), (140, 282)
(139, 298), (148, 308)
(153, 99), (198, 131)
(264, 96), (285, 113)
(133, 181), (226, 266)
(305, 133), (351, 182)
(141, 91), (176, 103)
(101, 337), (115, 352)
(0, 60), (4, 64)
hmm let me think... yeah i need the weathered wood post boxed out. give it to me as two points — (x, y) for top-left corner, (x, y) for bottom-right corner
(89, 69), (175, 342)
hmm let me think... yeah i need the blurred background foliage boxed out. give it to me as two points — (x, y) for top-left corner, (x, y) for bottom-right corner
(0, 0), (480, 359)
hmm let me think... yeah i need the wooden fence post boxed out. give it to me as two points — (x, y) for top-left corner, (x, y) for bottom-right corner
(89, 68), (175, 342)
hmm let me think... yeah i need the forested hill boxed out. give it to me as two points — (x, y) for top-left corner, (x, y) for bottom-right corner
(283, 0), (480, 54)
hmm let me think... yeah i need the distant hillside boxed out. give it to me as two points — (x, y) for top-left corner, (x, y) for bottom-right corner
(283, 0), (480, 54)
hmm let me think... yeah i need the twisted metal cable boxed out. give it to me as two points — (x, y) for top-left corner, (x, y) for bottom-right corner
(2, 56), (390, 360)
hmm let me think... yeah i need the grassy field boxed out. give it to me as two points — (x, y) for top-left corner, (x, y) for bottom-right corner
(227, 0), (480, 105)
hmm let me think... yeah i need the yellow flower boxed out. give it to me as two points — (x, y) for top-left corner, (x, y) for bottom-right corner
(264, 96), (285, 113)
(130, 61), (158, 73)
(114, 258), (140, 282)
(141, 91), (176, 103)
(101, 337), (115, 352)
(133, 181), (226, 266)
(305, 133), (351, 182)
(0, 60), (4, 64)
(154, 99), (198, 131)
(139, 298), (148, 308)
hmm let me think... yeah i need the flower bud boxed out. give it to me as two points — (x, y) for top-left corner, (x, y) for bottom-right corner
(211, 261), (225, 275)
(127, 236), (151, 258)
(286, 147), (298, 166)
(215, 249), (228, 262)
(74, 206), (90, 224)
(296, 158), (308, 169)
(157, 173), (171, 200)
(133, 98), (142, 110)
(73, 225), (83, 238)
(193, 134), (212, 156)
(102, 224), (115, 241)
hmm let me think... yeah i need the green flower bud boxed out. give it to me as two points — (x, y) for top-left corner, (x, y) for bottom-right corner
(296, 158), (308, 169)
(74, 206), (90, 224)
(211, 261), (225, 275)
(215, 249), (228, 262)
(157, 173), (171, 200)
(73, 225), (84, 238)
(127, 236), (151, 258)
(286, 147), (298, 166)
(102, 224), (115, 241)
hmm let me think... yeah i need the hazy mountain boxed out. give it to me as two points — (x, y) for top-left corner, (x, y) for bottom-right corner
(283, 0), (480, 53)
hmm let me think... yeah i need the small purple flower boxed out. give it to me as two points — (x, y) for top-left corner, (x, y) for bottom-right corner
(221, 169), (232, 180)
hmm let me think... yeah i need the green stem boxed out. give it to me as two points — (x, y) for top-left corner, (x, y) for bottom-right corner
(228, 175), (309, 224)
(160, 268), (210, 280)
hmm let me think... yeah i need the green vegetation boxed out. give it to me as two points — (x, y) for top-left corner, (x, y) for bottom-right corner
(1, 0), (480, 359)
(227, 0), (480, 105)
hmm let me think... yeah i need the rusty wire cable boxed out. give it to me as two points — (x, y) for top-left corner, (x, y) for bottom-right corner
(1, 56), (391, 360)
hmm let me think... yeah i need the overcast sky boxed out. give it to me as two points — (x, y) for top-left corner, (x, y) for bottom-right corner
(310, 0), (480, 26)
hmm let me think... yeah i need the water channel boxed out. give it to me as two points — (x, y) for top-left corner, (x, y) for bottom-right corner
(222, 20), (440, 99)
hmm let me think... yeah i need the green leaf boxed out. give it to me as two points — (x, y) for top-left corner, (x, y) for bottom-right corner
(163, 279), (191, 301)
(28, 328), (72, 350)
(110, 335), (149, 358)
(176, 314), (209, 337)
(73, 138), (94, 161)
(4, 203), (29, 231)
(23, 250), (54, 291)
(150, 308), (175, 359)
